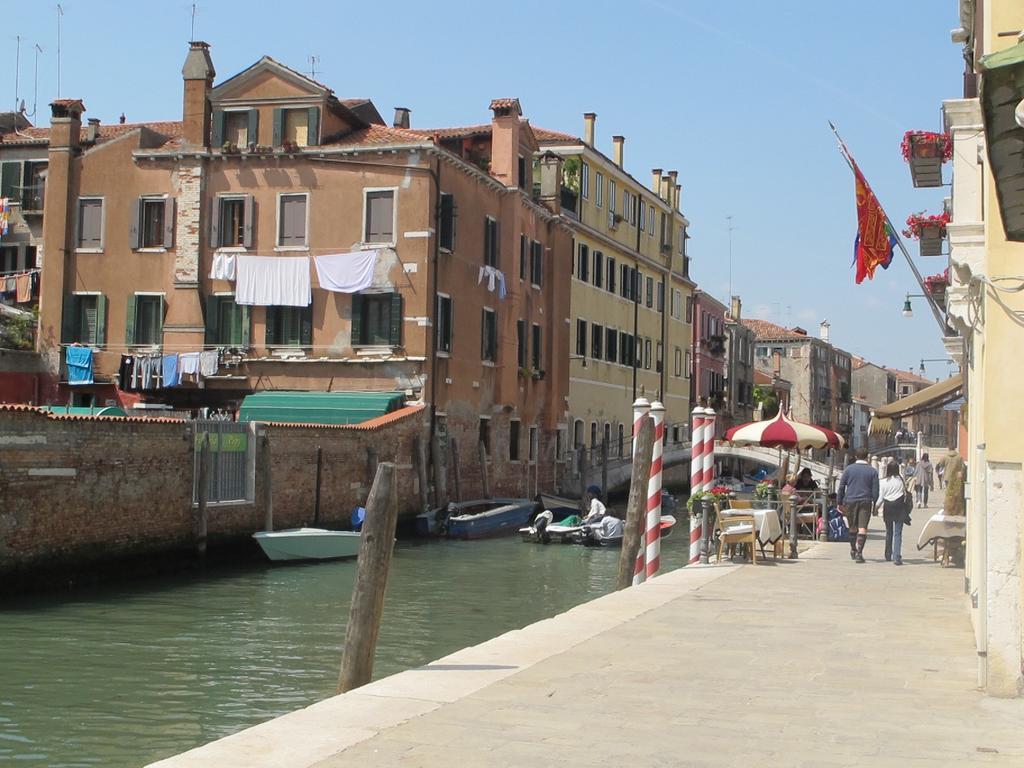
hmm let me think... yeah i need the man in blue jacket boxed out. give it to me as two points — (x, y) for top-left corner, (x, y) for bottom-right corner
(838, 448), (880, 563)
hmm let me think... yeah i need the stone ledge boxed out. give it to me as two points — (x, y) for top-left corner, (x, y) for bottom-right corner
(145, 562), (741, 768)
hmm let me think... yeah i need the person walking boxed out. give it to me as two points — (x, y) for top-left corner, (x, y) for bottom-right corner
(917, 453), (934, 508)
(878, 461), (909, 565)
(838, 447), (880, 563)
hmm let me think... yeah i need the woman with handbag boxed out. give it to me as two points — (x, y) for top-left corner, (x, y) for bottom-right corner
(878, 460), (909, 565)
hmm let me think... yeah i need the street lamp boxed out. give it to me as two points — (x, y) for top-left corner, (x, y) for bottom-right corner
(919, 358), (954, 376)
(901, 293), (929, 318)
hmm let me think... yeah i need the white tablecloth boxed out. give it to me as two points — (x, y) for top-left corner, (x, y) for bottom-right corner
(916, 513), (966, 551)
(720, 508), (783, 545)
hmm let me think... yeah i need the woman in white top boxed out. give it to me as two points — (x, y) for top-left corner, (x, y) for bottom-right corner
(877, 461), (909, 565)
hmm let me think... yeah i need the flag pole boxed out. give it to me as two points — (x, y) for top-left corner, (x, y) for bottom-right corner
(828, 121), (948, 334)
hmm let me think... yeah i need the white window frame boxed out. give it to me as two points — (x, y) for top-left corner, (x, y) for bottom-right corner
(137, 194), (170, 253)
(481, 305), (497, 366)
(581, 162), (590, 199)
(75, 196), (105, 253)
(609, 180), (617, 214)
(215, 194), (249, 252)
(131, 291), (166, 349)
(275, 191), (310, 250)
(362, 186), (399, 247)
(595, 172), (604, 208)
(436, 291), (452, 358)
(223, 107), (254, 147)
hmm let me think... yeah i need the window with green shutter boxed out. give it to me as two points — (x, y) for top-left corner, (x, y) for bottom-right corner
(265, 305), (312, 348)
(435, 294), (452, 353)
(352, 293), (402, 347)
(62, 294), (105, 345)
(481, 308), (497, 362)
(439, 193), (455, 251)
(129, 295), (163, 346)
(1, 161), (22, 203)
(206, 295), (250, 346)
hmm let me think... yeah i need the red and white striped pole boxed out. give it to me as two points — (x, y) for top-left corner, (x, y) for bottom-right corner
(688, 406), (707, 564)
(631, 397), (651, 584)
(702, 408), (717, 493)
(643, 401), (666, 580)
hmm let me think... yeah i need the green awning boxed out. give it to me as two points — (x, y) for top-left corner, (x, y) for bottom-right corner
(979, 39), (1024, 241)
(238, 391), (405, 426)
(39, 405), (127, 417)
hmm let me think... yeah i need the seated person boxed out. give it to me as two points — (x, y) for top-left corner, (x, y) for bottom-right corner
(794, 467), (819, 493)
(581, 485), (606, 525)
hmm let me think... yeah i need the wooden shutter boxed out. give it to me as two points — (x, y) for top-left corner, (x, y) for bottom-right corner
(162, 199), (175, 248)
(306, 107), (320, 146)
(493, 219), (500, 268)
(519, 234), (526, 279)
(388, 293), (403, 346)
(95, 295), (107, 346)
(79, 200), (102, 248)
(156, 296), (166, 343)
(481, 309), (487, 360)
(265, 307), (278, 346)
(350, 294), (363, 346)
(439, 193), (454, 251)
(242, 194), (254, 248)
(205, 295), (219, 345)
(1, 162), (21, 202)
(209, 199), (220, 248)
(247, 109), (259, 146)
(272, 108), (284, 146)
(300, 305), (313, 347)
(280, 195), (305, 246)
(125, 295), (137, 345)
(128, 198), (141, 249)
(517, 320), (526, 368)
(240, 305), (251, 347)
(212, 110), (226, 147)
(61, 295), (77, 343)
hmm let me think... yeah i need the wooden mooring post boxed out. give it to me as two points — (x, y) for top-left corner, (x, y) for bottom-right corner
(451, 437), (463, 503)
(337, 462), (399, 693)
(414, 433), (430, 513)
(195, 433), (210, 557)
(478, 440), (491, 499)
(617, 416), (653, 590)
(431, 432), (448, 508)
(313, 445), (323, 526)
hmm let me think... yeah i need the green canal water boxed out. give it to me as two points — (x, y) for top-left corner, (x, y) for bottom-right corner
(0, 530), (693, 767)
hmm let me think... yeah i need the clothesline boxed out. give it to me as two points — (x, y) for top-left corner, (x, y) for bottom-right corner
(0, 268), (41, 278)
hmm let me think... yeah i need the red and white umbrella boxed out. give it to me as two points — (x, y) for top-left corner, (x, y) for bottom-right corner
(724, 409), (845, 450)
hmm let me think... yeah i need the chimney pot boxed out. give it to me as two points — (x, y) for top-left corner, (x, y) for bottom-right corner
(730, 296), (741, 321)
(651, 168), (663, 196)
(612, 135), (624, 168)
(182, 41), (215, 147)
(393, 107), (410, 129)
(119, 113), (126, 124)
(85, 117), (100, 143)
(819, 320), (831, 343)
(583, 112), (596, 147)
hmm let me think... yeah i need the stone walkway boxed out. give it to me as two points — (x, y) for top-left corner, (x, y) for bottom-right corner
(152, 505), (1024, 767)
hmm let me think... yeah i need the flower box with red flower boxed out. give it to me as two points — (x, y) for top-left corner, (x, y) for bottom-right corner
(901, 131), (952, 189)
(924, 268), (950, 297)
(902, 211), (950, 257)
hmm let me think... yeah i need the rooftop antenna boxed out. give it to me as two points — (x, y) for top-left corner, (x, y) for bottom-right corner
(190, 3), (197, 41)
(14, 35), (20, 113)
(31, 44), (42, 118)
(309, 55), (319, 80)
(56, 4), (63, 98)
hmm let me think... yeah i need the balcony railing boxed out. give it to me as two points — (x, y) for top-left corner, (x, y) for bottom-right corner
(560, 187), (579, 219)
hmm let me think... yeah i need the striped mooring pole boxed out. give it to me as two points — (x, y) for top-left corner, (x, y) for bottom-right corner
(688, 406), (707, 564)
(643, 401), (666, 579)
(631, 397), (651, 585)
(700, 408), (717, 564)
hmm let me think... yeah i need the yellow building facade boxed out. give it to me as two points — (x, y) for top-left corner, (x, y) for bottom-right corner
(538, 115), (694, 460)
(944, 0), (1024, 696)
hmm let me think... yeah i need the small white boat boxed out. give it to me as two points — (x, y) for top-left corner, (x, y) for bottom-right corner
(519, 511), (584, 544)
(252, 527), (361, 562)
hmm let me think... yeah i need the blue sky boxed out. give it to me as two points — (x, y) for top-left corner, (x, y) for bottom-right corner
(8, 0), (960, 377)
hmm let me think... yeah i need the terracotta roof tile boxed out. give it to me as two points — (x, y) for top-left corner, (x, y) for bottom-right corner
(409, 124), (492, 140)
(532, 126), (579, 143)
(261, 403), (425, 431)
(489, 97), (521, 113)
(1, 120), (183, 146)
(0, 403), (184, 423)
(324, 123), (431, 148)
(741, 319), (809, 341)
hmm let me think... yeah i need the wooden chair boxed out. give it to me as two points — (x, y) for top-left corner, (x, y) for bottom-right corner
(716, 513), (757, 564)
(794, 492), (819, 539)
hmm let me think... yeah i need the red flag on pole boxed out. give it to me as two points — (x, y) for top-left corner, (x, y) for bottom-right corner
(852, 161), (896, 284)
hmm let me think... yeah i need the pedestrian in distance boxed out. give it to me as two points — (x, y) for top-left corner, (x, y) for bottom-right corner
(838, 447), (880, 563)
(917, 453), (935, 508)
(878, 461), (909, 565)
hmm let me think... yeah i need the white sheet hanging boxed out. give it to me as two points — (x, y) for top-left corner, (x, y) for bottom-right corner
(314, 250), (378, 293)
(209, 253), (237, 281)
(235, 255), (312, 307)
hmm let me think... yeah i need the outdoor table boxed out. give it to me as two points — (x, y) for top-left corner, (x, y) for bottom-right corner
(720, 507), (783, 559)
(916, 512), (966, 566)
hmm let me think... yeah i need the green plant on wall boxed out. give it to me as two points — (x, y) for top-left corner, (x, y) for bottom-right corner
(753, 385), (779, 419)
(561, 156), (580, 192)
(0, 309), (37, 351)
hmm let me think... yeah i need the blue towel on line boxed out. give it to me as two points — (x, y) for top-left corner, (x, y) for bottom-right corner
(66, 346), (94, 386)
(162, 354), (180, 387)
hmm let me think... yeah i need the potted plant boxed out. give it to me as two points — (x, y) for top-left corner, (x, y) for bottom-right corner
(902, 210), (950, 257)
(901, 131), (952, 188)
(518, 367), (529, 379)
(281, 139), (300, 153)
(221, 141), (239, 155)
(754, 480), (777, 509)
(531, 368), (546, 381)
(924, 268), (950, 298)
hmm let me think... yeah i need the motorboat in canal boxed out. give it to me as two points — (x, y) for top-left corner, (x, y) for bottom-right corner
(521, 512), (678, 546)
(444, 498), (538, 540)
(252, 528), (362, 562)
(519, 510), (584, 544)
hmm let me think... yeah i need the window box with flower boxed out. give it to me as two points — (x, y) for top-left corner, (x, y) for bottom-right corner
(902, 210), (950, 257)
(900, 131), (952, 188)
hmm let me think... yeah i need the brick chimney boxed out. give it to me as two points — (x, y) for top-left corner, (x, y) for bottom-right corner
(182, 41), (215, 147)
(38, 99), (85, 365)
(612, 135), (624, 168)
(583, 112), (596, 147)
(393, 107), (410, 129)
(651, 169), (662, 197)
(538, 151), (563, 214)
(489, 97), (522, 187)
(667, 170), (679, 209)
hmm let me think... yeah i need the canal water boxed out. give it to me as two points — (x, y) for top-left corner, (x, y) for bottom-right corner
(0, 525), (693, 767)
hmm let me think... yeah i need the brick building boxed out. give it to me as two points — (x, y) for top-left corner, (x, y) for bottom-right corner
(690, 291), (727, 433)
(723, 295), (755, 431)
(33, 44), (572, 500)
